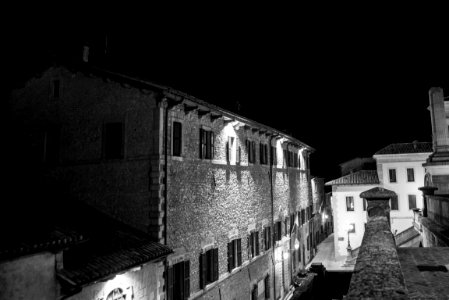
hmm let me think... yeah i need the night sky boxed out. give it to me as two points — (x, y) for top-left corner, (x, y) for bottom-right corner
(5, 15), (449, 183)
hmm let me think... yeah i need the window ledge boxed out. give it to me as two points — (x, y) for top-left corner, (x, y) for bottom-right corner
(171, 156), (184, 162)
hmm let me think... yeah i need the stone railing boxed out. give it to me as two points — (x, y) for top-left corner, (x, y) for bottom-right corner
(427, 195), (449, 227)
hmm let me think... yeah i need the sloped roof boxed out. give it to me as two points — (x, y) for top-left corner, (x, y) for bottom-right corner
(360, 187), (397, 199)
(374, 142), (432, 155)
(325, 170), (379, 186)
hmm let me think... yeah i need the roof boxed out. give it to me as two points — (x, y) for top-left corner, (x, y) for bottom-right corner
(374, 142), (432, 155)
(359, 187), (397, 199)
(54, 203), (173, 287)
(325, 170), (379, 186)
(398, 247), (449, 299)
(0, 227), (86, 262)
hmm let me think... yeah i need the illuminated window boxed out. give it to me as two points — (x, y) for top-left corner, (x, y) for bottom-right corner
(389, 169), (397, 183)
(248, 231), (260, 258)
(167, 260), (190, 300)
(390, 195), (399, 210)
(199, 128), (215, 159)
(407, 168), (415, 182)
(408, 195), (417, 209)
(263, 226), (272, 250)
(172, 122), (182, 156)
(227, 238), (242, 272)
(199, 248), (218, 288)
(226, 137), (235, 163)
(346, 196), (354, 211)
(103, 122), (124, 159)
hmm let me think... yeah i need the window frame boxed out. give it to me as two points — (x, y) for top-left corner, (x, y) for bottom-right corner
(346, 196), (355, 212)
(408, 194), (417, 210)
(227, 238), (242, 272)
(172, 121), (183, 157)
(388, 168), (397, 183)
(390, 195), (399, 210)
(199, 248), (219, 288)
(406, 168), (415, 182)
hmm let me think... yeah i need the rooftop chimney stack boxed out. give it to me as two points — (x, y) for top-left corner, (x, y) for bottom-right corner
(429, 87), (449, 154)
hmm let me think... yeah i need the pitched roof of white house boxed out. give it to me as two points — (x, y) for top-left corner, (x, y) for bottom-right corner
(325, 170), (379, 186)
(374, 142), (432, 155)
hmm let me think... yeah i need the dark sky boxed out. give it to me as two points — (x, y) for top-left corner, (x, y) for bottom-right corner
(5, 14), (449, 183)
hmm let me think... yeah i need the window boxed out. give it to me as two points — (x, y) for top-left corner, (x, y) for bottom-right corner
(236, 146), (241, 164)
(167, 260), (190, 300)
(270, 146), (277, 166)
(264, 275), (270, 299)
(199, 128), (215, 159)
(301, 209), (305, 225)
(284, 217), (289, 236)
(274, 221), (282, 242)
(290, 214), (295, 234)
(104, 122), (124, 159)
(346, 196), (354, 211)
(390, 195), (399, 210)
(199, 248), (218, 288)
(263, 226), (272, 250)
(246, 140), (256, 163)
(259, 143), (268, 164)
(227, 239), (242, 272)
(389, 169), (397, 183)
(248, 231), (260, 259)
(226, 137), (235, 163)
(293, 153), (298, 168)
(407, 168), (415, 182)
(251, 285), (258, 300)
(408, 195), (417, 210)
(172, 122), (182, 157)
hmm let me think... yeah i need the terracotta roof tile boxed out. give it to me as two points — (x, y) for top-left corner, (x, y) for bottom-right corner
(325, 170), (379, 186)
(374, 142), (432, 155)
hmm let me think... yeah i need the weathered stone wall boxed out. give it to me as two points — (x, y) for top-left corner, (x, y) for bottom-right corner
(346, 216), (408, 299)
(0, 252), (56, 300)
(166, 106), (312, 298)
(66, 261), (165, 300)
(9, 66), (163, 235)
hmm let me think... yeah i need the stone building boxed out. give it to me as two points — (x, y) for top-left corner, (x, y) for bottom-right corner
(8, 61), (315, 299)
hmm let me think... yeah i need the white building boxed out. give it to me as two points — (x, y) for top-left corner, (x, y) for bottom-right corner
(373, 142), (432, 234)
(326, 142), (432, 257)
(326, 170), (379, 257)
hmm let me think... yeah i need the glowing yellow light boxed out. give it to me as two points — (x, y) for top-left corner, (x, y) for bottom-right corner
(283, 252), (289, 260)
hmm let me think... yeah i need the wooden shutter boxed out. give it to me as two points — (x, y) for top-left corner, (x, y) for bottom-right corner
(255, 231), (260, 256)
(183, 260), (190, 299)
(273, 223), (278, 242)
(226, 141), (230, 162)
(237, 239), (242, 266)
(211, 132), (215, 159)
(199, 252), (207, 288)
(199, 129), (204, 158)
(167, 266), (174, 300)
(264, 275), (270, 298)
(251, 141), (256, 163)
(213, 248), (219, 281)
(227, 242), (234, 272)
(206, 131), (211, 159)
(252, 285), (258, 300)
(247, 235), (252, 259)
(173, 122), (182, 156)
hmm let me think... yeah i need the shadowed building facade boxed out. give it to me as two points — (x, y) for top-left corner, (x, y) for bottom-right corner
(7, 61), (315, 299)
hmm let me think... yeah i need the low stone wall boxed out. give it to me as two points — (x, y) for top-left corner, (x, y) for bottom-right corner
(345, 216), (408, 299)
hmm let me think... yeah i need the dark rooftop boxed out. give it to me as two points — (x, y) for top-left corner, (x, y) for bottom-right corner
(325, 170), (379, 186)
(374, 141), (432, 155)
(398, 247), (449, 299)
(360, 187), (397, 199)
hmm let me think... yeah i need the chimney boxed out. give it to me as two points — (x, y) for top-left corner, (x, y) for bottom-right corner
(429, 87), (449, 153)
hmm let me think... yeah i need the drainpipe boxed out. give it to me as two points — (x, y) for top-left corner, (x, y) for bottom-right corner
(269, 135), (276, 300)
(163, 97), (169, 245)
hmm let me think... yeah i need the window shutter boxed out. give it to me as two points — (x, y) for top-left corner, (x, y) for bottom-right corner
(252, 141), (256, 163)
(183, 260), (190, 299)
(255, 231), (260, 256)
(237, 239), (242, 266)
(252, 285), (258, 300)
(265, 276), (270, 298)
(226, 141), (230, 162)
(273, 223), (278, 242)
(247, 235), (252, 259)
(200, 252), (207, 288)
(213, 248), (219, 281)
(227, 242), (234, 272)
(211, 132), (215, 159)
(167, 266), (174, 300)
(199, 129), (204, 158)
